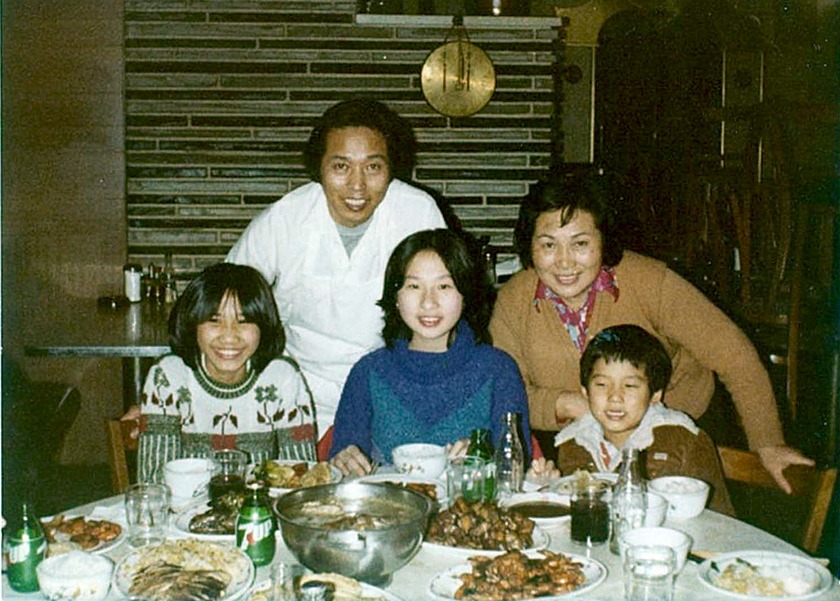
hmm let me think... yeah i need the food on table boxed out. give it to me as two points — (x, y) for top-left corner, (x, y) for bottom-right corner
(712, 558), (812, 597)
(554, 470), (612, 495)
(454, 550), (585, 600)
(507, 500), (570, 519)
(381, 480), (438, 501)
(36, 550), (113, 601)
(254, 460), (333, 489)
(122, 538), (249, 601)
(41, 515), (122, 551)
(188, 489), (247, 535)
(290, 495), (420, 531)
(426, 497), (535, 550)
(300, 573), (370, 601)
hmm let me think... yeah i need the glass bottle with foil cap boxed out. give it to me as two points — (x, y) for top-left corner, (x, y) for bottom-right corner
(609, 447), (647, 554)
(494, 412), (525, 499)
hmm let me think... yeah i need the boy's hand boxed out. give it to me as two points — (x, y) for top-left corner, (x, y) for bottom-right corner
(526, 457), (561, 484)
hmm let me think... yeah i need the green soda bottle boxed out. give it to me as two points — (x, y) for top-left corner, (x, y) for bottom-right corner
(236, 483), (276, 567)
(467, 428), (496, 501)
(4, 501), (47, 592)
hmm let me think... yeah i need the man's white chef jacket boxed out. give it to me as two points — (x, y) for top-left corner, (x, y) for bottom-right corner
(227, 179), (446, 438)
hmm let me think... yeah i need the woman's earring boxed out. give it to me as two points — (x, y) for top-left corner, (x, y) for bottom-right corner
(200, 353), (208, 373)
(246, 358), (253, 374)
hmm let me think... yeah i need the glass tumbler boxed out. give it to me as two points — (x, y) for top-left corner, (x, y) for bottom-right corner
(125, 482), (170, 547)
(622, 545), (677, 601)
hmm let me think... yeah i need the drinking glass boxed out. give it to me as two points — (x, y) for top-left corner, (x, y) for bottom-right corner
(622, 545), (677, 601)
(124, 483), (170, 547)
(570, 484), (611, 546)
(209, 449), (247, 501)
(446, 456), (486, 502)
(271, 560), (305, 600)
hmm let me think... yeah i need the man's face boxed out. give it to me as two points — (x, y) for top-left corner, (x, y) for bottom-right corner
(320, 126), (392, 228)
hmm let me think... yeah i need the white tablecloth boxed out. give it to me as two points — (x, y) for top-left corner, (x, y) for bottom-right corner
(4, 494), (838, 600)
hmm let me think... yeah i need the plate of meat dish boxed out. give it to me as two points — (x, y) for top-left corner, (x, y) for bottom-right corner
(423, 497), (549, 557)
(429, 549), (607, 600)
(174, 489), (247, 539)
(253, 460), (341, 497)
(500, 492), (571, 529)
(113, 537), (254, 601)
(697, 551), (833, 600)
(42, 514), (124, 555)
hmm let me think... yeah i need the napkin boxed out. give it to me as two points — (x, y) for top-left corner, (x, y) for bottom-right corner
(88, 503), (128, 527)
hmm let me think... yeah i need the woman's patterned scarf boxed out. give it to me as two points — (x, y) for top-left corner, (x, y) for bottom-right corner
(534, 267), (619, 353)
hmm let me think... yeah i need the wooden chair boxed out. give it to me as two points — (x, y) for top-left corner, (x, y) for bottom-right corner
(718, 445), (837, 554)
(106, 419), (139, 493)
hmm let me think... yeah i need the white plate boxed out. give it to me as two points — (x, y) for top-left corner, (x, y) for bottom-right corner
(551, 472), (617, 498)
(428, 551), (607, 599)
(697, 551), (834, 600)
(42, 514), (126, 555)
(357, 472), (447, 505)
(173, 500), (235, 541)
(113, 538), (255, 601)
(500, 492), (571, 528)
(423, 524), (550, 558)
(247, 577), (405, 601)
(259, 460), (343, 497)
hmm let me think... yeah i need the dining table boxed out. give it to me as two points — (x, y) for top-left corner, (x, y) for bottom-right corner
(21, 299), (171, 411)
(3, 484), (838, 601)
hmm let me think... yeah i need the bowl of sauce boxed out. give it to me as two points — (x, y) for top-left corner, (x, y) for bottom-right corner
(502, 492), (571, 528)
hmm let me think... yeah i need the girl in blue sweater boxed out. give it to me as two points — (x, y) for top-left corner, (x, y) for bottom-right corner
(329, 229), (531, 476)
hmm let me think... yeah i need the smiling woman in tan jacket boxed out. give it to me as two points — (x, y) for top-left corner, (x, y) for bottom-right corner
(490, 174), (813, 493)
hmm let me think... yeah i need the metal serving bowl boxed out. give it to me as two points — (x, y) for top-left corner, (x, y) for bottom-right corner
(273, 481), (432, 585)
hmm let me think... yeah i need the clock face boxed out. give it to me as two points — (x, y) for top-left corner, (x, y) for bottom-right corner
(421, 41), (496, 117)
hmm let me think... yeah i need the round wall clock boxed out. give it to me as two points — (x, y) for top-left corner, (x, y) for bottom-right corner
(421, 38), (496, 117)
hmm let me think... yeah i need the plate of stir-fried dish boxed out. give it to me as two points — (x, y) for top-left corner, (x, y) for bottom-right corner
(113, 537), (254, 601)
(428, 549), (606, 600)
(697, 551), (832, 600)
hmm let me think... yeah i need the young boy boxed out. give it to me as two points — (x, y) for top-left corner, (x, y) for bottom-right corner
(555, 324), (734, 515)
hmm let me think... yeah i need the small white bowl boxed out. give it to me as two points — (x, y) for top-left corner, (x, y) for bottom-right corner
(392, 443), (448, 479)
(643, 491), (668, 527)
(649, 476), (710, 521)
(619, 526), (693, 571)
(37, 550), (113, 600)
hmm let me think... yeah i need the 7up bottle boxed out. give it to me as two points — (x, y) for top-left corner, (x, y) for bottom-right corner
(3, 501), (47, 592)
(236, 483), (275, 566)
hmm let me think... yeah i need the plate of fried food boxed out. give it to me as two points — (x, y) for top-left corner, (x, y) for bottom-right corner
(697, 551), (833, 600)
(253, 460), (341, 496)
(429, 549), (606, 600)
(248, 572), (406, 601)
(113, 537), (255, 601)
(174, 488), (249, 539)
(42, 514), (124, 555)
(423, 497), (549, 557)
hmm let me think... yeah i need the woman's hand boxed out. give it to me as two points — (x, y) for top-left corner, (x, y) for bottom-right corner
(554, 391), (589, 424)
(526, 457), (561, 484)
(445, 438), (470, 459)
(330, 445), (375, 477)
(120, 404), (142, 439)
(757, 445), (815, 494)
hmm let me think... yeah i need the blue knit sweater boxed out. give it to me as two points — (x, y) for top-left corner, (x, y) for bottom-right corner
(329, 320), (532, 464)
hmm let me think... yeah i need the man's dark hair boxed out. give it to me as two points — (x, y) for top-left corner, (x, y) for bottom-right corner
(304, 98), (417, 182)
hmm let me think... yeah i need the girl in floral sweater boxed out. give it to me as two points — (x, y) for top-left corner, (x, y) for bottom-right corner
(137, 263), (316, 483)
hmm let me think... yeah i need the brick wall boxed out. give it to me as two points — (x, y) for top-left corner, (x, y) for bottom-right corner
(124, 1), (589, 282)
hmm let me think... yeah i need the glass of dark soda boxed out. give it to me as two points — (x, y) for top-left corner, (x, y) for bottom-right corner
(570, 483), (611, 546)
(209, 449), (248, 501)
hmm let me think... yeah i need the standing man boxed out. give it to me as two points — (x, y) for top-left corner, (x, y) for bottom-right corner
(227, 99), (446, 440)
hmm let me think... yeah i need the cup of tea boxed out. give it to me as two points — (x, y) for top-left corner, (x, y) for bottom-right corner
(164, 458), (217, 504)
(124, 483), (170, 547)
(570, 483), (611, 546)
(209, 449), (248, 501)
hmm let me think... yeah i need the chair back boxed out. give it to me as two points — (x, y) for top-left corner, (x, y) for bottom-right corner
(106, 419), (139, 493)
(717, 445), (837, 554)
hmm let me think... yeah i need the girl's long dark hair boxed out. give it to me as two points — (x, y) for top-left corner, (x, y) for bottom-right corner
(169, 263), (284, 373)
(379, 229), (492, 347)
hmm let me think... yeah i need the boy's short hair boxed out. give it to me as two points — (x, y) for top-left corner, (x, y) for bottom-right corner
(580, 325), (672, 394)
